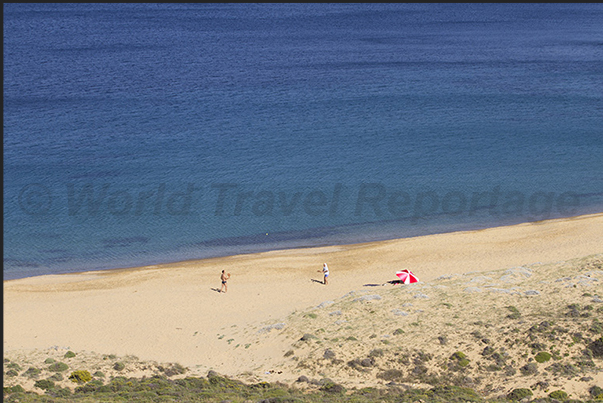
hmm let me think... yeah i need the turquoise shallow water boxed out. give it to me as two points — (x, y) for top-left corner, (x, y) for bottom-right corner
(4, 4), (603, 280)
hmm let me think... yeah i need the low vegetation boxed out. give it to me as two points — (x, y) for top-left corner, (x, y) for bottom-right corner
(5, 372), (596, 403)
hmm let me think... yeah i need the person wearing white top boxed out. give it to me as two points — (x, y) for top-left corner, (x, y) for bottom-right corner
(318, 263), (329, 285)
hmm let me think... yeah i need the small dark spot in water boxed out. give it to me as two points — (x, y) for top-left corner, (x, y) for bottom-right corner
(198, 229), (335, 247)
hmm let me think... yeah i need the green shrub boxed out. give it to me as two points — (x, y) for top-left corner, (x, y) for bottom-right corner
(69, 370), (92, 383)
(428, 386), (481, 401)
(34, 379), (55, 391)
(113, 361), (125, 371)
(64, 351), (76, 358)
(507, 388), (533, 400)
(530, 342), (546, 351)
(172, 363), (187, 375)
(157, 363), (187, 376)
(47, 387), (72, 398)
(320, 381), (346, 393)
(490, 352), (506, 367)
(589, 336), (603, 357)
(589, 386), (603, 398)
(300, 333), (317, 341)
(5, 369), (18, 377)
(549, 390), (568, 400)
(448, 351), (470, 368)
(6, 385), (24, 394)
(393, 328), (404, 335)
(360, 357), (376, 367)
(535, 351), (552, 363)
(93, 371), (105, 378)
(506, 305), (521, 319)
(44, 358), (56, 364)
(7, 362), (22, 370)
(377, 369), (404, 381)
(23, 366), (42, 378)
(458, 358), (470, 367)
(591, 319), (603, 334)
(48, 361), (69, 372)
(450, 351), (466, 360)
(504, 365), (517, 376)
(323, 349), (336, 360)
(520, 362), (538, 376)
(74, 379), (105, 394)
(546, 362), (579, 376)
(47, 373), (64, 382)
(369, 348), (384, 357)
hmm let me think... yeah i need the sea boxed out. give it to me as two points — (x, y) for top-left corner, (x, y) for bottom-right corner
(4, 3), (603, 280)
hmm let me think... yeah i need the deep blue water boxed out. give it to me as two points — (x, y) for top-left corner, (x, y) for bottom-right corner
(4, 3), (603, 280)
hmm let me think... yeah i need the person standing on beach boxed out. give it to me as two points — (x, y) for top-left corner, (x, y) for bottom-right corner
(220, 270), (231, 293)
(318, 263), (329, 285)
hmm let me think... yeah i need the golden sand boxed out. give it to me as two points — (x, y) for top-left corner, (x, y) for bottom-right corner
(4, 213), (603, 397)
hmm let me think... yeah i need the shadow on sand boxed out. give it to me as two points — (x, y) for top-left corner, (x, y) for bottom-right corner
(364, 280), (404, 287)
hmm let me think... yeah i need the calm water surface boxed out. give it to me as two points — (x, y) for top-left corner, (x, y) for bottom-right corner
(4, 4), (603, 279)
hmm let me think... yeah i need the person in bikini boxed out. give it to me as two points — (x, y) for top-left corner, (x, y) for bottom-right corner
(220, 270), (231, 293)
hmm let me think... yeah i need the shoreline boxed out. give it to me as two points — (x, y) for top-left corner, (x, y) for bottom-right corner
(4, 212), (603, 392)
(5, 212), (602, 284)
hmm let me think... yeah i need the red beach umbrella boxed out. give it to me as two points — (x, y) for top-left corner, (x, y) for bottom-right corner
(395, 269), (419, 284)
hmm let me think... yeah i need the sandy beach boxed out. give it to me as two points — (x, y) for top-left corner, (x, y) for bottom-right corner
(4, 213), (603, 398)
